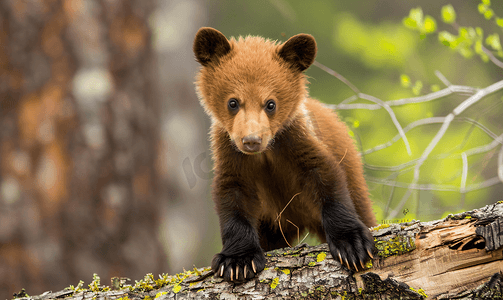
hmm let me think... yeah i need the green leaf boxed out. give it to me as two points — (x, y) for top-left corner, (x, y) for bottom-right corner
(424, 16), (437, 33)
(400, 74), (411, 88)
(478, 3), (487, 14)
(484, 8), (494, 20)
(439, 31), (456, 47)
(475, 40), (483, 54)
(459, 27), (469, 39)
(481, 0), (490, 5)
(409, 7), (424, 26)
(459, 47), (473, 58)
(476, 27), (483, 38)
(497, 18), (503, 28)
(476, 40), (489, 62)
(486, 33), (502, 51)
(441, 5), (456, 24)
(412, 80), (423, 95)
(431, 84), (440, 92)
(403, 17), (417, 29)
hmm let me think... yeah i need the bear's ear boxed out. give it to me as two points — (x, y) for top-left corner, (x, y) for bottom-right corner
(193, 27), (231, 66)
(278, 34), (317, 72)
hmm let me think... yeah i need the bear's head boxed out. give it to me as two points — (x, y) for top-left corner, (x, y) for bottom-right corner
(193, 27), (316, 154)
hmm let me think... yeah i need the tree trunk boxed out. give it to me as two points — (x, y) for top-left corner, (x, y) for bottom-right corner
(15, 202), (503, 299)
(0, 0), (165, 298)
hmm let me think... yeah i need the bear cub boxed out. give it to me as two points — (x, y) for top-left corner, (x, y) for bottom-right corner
(193, 27), (376, 282)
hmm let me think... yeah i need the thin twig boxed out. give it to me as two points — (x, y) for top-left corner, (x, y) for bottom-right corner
(498, 145), (503, 183)
(482, 45), (503, 69)
(276, 192), (302, 247)
(313, 60), (360, 94)
(325, 85), (478, 111)
(299, 232), (310, 244)
(275, 192), (302, 222)
(358, 93), (412, 156)
(339, 149), (348, 164)
(368, 176), (502, 193)
(286, 219), (300, 245)
(461, 152), (468, 194)
(435, 70), (452, 86)
(363, 117), (500, 156)
(278, 219), (291, 248)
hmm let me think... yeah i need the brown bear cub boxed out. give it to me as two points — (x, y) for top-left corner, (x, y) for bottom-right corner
(193, 27), (376, 282)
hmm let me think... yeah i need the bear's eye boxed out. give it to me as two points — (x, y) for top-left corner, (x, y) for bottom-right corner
(228, 98), (239, 112)
(265, 99), (276, 113)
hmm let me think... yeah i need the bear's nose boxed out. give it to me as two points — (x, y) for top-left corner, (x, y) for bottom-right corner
(242, 135), (262, 152)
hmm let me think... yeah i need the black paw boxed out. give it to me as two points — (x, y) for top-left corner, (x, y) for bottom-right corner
(325, 220), (374, 272)
(211, 249), (266, 282)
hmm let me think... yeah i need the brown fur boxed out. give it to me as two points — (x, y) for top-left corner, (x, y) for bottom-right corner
(193, 27), (376, 282)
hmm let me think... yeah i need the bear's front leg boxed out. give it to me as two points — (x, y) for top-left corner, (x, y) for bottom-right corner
(292, 137), (374, 270)
(322, 197), (374, 271)
(313, 163), (374, 271)
(211, 177), (266, 282)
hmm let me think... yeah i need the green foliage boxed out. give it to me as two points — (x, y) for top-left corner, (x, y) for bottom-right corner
(401, 74), (442, 95)
(400, 74), (411, 88)
(430, 84), (440, 92)
(403, 7), (436, 39)
(486, 33), (503, 57)
(405, 1), (503, 62)
(478, 1), (494, 20)
(411, 80), (423, 96)
(441, 4), (456, 24)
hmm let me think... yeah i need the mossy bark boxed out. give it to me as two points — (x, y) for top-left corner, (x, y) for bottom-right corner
(14, 202), (503, 300)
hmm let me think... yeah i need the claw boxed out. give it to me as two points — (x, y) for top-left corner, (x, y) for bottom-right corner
(344, 258), (349, 269)
(220, 265), (224, 277)
(360, 260), (366, 270)
(367, 249), (374, 259)
(353, 261), (358, 271)
(244, 265), (248, 279)
(338, 252), (343, 265)
(236, 265), (239, 280)
(230, 268), (234, 281)
(252, 260), (257, 273)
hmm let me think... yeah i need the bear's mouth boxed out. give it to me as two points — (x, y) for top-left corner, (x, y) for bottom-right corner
(233, 137), (275, 155)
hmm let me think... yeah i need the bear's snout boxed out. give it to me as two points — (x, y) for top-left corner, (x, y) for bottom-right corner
(242, 135), (262, 153)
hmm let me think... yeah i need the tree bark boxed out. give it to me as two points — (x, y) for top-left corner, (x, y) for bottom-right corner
(0, 0), (165, 298)
(15, 202), (503, 300)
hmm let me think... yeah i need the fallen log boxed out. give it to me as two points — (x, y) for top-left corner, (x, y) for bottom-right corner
(13, 202), (503, 300)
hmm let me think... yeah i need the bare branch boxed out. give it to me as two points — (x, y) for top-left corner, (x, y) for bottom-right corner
(357, 93), (412, 156)
(465, 133), (503, 156)
(316, 58), (503, 220)
(498, 145), (503, 183)
(387, 79), (503, 219)
(482, 45), (503, 69)
(313, 60), (360, 94)
(367, 176), (502, 192)
(461, 152), (468, 193)
(435, 70), (452, 86)
(326, 85), (478, 111)
(364, 117), (500, 156)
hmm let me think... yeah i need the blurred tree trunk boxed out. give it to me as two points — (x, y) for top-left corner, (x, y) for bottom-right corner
(0, 0), (165, 298)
